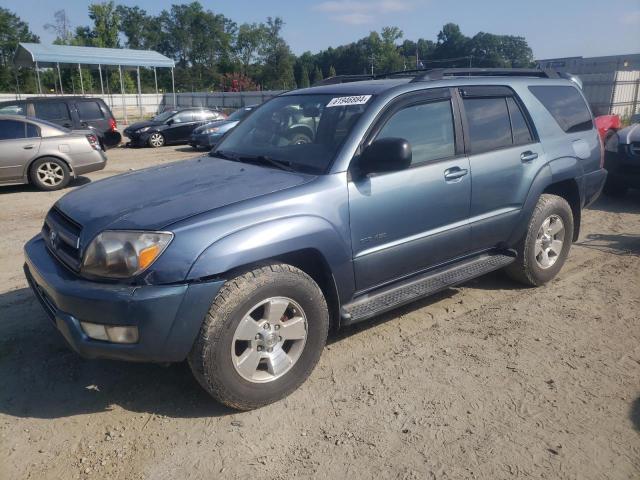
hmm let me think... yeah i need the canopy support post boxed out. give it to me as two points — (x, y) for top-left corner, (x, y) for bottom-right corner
(119, 65), (127, 125)
(35, 61), (42, 95)
(57, 63), (64, 95)
(136, 66), (142, 119)
(171, 67), (176, 109)
(153, 67), (159, 112)
(78, 63), (84, 95)
(98, 64), (104, 95)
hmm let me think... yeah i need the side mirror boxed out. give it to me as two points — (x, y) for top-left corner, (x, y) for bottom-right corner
(359, 137), (412, 175)
(166, 118), (174, 126)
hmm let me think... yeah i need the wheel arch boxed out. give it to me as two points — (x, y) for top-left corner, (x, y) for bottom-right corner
(24, 154), (75, 183)
(542, 179), (581, 241)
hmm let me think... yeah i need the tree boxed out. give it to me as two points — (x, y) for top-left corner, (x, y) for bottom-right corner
(259, 17), (295, 89)
(0, 7), (39, 93)
(434, 23), (470, 64)
(299, 65), (310, 88)
(236, 23), (266, 75)
(116, 6), (152, 49)
(328, 65), (336, 77)
(44, 10), (74, 45)
(89, 1), (120, 48)
(312, 65), (323, 84)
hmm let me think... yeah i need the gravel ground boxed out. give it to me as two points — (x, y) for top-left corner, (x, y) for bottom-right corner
(0, 145), (638, 480)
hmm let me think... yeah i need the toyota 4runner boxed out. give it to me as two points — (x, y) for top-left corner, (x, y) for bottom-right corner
(24, 68), (607, 410)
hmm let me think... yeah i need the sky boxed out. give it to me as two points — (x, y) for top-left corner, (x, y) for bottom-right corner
(2, 0), (640, 59)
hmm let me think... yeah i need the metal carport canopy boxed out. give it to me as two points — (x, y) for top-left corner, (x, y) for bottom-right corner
(13, 43), (175, 68)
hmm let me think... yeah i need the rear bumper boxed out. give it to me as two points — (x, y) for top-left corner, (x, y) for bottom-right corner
(583, 168), (607, 207)
(189, 133), (221, 148)
(24, 235), (224, 362)
(72, 150), (107, 176)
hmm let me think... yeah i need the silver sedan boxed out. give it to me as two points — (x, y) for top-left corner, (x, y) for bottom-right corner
(0, 114), (107, 191)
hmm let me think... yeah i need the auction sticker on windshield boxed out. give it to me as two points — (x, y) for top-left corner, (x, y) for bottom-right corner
(326, 95), (372, 107)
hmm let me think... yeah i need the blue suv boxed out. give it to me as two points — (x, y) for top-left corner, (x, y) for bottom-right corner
(24, 68), (606, 410)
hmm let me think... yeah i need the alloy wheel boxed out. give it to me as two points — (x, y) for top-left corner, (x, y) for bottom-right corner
(36, 162), (65, 187)
(231, 297), (308, 383)
(534, 214), (565, 269)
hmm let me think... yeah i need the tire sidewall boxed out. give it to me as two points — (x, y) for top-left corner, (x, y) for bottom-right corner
(524, 196), (574, 284)
(30, 158), (70, 191)
(200, 270), (328, 407)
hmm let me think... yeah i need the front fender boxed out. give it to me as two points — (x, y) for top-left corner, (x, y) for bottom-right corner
(187, 215), (355, 302)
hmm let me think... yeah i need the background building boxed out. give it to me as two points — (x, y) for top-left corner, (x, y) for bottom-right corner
(537, 53), (640, 117)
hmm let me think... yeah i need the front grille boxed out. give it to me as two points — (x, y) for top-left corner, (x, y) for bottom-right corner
(42, 207), (83, 272)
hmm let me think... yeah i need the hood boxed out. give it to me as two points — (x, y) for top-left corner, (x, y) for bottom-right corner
(194, 119), (238, 134)
(55, 157), (316, 243)
(125, 120), (162, 131)
(616, 123), (640, 145)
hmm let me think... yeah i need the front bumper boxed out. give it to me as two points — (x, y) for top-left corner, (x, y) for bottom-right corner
(123, 130), (151, 147)
(605, 150), (640, 189)
(24, 235), (224, 362)
(189, 133), (221, 149)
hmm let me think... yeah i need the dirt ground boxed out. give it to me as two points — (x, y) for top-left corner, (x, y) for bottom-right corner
(0, 145), (638, 480)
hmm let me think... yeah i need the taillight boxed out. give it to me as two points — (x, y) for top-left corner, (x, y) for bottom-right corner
(86, 134), (101, 151)
(109, 117), (117, 132)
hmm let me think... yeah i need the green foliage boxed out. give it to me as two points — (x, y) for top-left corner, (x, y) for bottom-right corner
(2, 3), (536, 94)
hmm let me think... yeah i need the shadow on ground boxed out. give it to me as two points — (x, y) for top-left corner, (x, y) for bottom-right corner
(0, 177), (91, 195)
(576, 233), (640, 257)
(631, 397), (640, 432)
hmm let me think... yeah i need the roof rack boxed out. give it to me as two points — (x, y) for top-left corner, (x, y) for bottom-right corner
(315, 68), (560, 86)
(409, 68), (560, 82)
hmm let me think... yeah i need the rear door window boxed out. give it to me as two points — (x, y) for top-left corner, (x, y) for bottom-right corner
(529, 85), (593, 133)
(0, 120), (26, 140)
(34, 102), (71, 123)
(172, 111), (194, 123)
(76, 101), (104, 121)
(463, 97), (512, 153)
(26, 123), (40, 138)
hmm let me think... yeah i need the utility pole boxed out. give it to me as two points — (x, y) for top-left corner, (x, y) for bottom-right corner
(369, 53), (375, 76)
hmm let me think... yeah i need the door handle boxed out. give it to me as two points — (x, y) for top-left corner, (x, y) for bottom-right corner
(23, 145), (34, 150)
(444, 167), (468, 181)
(520, 151), (538, 162)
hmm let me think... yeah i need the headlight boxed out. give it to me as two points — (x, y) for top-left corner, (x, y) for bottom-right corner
(82, 230), (173, 279)
(137, 126), (151, 133)
(202, 127), (221, 135)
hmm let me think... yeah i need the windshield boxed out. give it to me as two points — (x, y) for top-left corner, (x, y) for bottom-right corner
(153, 110), (177, 122)
(213, 94), (371, 174)
(227, 107), (254, 122)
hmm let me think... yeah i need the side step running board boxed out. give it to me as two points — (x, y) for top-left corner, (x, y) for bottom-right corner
(341, 253), (515, 325)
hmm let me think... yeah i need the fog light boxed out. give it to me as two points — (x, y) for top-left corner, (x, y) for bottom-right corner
(81, 322), (139, 344)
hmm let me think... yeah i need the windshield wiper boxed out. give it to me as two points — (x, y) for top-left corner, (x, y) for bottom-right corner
(236, 154), (296, 173)
(210, 149), (239, 160)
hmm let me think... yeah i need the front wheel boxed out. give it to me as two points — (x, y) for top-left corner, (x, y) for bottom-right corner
(147, 132), (165, 148)
(188, 264), (329, 410)
(506, 194), (574, 286)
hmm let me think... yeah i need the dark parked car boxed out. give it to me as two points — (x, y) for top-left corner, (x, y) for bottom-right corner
(124, 108), (225, 148)
(189, 106), (256, 150)
(0, 97), (121, 149)
(24, 68), (606, 410)
(603, 123), (640, 196)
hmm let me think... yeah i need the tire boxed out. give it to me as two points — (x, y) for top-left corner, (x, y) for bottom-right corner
(188, 263), (329, 410)
(29, 157), (71, 191)
(505, 194), (574, 287)
(289, 132), (312, 145)
(147, 132), (165, 148)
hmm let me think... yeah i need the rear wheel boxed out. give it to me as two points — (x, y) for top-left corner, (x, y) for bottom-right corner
(148, 132), (165, 148)
(506, 194), (574, 286)
(289, 132), (312, 145)
(188, 263), (329, 410)
(29, 157), (71, 191)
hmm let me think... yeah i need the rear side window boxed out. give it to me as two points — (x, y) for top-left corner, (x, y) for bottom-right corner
(529, 86), (593, 133)
(0, 120), (25, 140)
(26, 123), (40, 137)
(463, 97), (512, 153)
(77, 101), (104, 120)
(376, 100), (456, 165)
(172, 111), (194, 123)
(0, 104), (25, 115)
(507, 97), (533, 145)
(34, 102), (71, 122)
